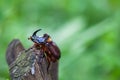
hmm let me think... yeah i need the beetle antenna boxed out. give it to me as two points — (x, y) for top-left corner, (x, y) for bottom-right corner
(32, 29), (41, 36)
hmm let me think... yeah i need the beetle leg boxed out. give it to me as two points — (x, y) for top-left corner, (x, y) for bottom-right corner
(46, 56), (51, 73)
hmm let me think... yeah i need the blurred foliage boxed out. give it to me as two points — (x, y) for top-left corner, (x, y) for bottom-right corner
(0, 0), (120, 80)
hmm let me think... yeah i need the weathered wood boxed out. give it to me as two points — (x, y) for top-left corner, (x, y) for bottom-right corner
(6, 39), (58, 80)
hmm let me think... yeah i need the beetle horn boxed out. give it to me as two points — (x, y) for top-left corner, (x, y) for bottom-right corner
(32, 29), (41, 36)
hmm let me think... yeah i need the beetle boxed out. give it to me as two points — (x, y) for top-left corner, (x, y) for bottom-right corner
(28, 29), (61, 70)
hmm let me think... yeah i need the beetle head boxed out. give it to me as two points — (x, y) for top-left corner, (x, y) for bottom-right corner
(28, 29), (52, 43)
(28, 29), (41, 42)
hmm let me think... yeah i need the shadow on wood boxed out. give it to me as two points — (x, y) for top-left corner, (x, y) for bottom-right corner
(6, 39), (58, 80)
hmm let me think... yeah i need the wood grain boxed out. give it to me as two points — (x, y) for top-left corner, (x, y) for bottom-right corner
(6, 39), (58, 80)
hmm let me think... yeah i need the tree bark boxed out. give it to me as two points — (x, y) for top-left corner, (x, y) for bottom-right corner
(6, 39), (58, 80)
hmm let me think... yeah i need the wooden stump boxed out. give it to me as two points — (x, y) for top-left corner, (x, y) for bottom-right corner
(6, 39), (58, 80)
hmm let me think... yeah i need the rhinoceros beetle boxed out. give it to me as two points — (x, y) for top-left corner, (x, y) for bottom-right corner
(28, 29), (61, 70)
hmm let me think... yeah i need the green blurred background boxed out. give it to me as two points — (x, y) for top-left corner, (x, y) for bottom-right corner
(0, 0), (120, 80)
